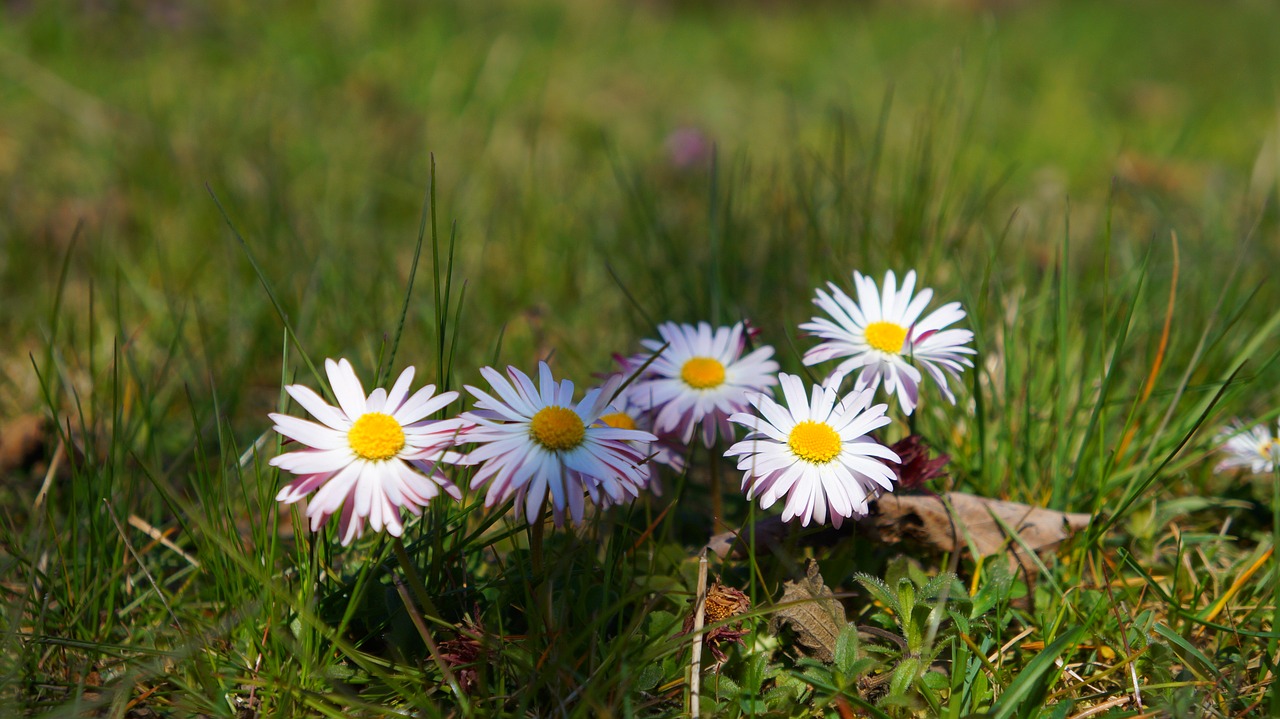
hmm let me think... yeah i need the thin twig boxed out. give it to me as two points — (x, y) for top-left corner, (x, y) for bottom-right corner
(991, 626), (1035, 663)
(31, 437), (63, 511)
(1067, 695), (1131, 719)
(127, 514), (200, 568)
(1122, 601), (1144, 711)
(689, 549), (709, 717)
(104, 499), (184, 635)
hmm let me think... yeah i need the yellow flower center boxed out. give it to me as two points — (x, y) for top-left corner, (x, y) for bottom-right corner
(600, 412), (638, 431)
(865, 321), (908, 354)
(788, 420), (842, 464)
(1261, 440), (1280, 459)
(530, 406), (586, 451)
(680, 357), (726, 389)
(347, 412), (406, 461)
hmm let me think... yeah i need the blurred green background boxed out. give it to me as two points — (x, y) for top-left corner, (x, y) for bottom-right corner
(3, 0), (1279, 414)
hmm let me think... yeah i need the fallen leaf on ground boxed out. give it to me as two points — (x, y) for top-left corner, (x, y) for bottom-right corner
(863, 492), (1091, 573)
(708, 492), (1091, 578)
(769, 559), (845, 662)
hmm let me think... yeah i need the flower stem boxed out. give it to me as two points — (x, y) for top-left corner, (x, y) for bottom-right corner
(530, 509), (545, 578)
(709, 444), (726, 534)
(529, 506), (551, 630)
(392, 537), (470, 712)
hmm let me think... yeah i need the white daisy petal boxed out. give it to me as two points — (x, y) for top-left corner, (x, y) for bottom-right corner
(267, 359), (463, 544)
(461, 361), (656, 527)
(285, 383), (353, 430)
(1216, 419), (1280, 475)
(508, 366), (542, 408)
(385, 367), (416, 412)
(269, 414), (349, 450)
(727, 372), (899, 528)
(625, 321), (779, 449)
(803, 269), (974, 415)
(327, 358), (370, 420)
(524, 474), (550, 524)
(270, 448), (355, 475)
(395, 387), (458, 425)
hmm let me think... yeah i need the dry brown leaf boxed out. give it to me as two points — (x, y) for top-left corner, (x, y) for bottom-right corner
(862, 492), (1092, 572)
(769, 559), (845, 662)
(708, 492), (1091, 577)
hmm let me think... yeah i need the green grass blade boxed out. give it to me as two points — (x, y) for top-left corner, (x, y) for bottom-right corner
(988, 626), (1084, 719)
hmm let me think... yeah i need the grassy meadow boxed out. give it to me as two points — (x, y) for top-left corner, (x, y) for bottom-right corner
(3, 0), (1280, 716)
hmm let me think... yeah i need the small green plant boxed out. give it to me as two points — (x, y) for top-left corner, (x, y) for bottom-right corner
(853, 559), (970, 714)
(792, 624), (881, 716)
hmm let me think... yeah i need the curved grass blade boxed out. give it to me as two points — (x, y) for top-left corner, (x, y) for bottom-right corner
(988, 626), (1084, 719)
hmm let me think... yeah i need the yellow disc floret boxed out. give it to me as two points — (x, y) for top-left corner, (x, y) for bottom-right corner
(600, 412), (638, 431)
(530, 406), (586, 451)
(347, 412), (406, 461)
(680, 357), (727, 389)
(788, 420), (842, 464)
(864, 321), (908, 354)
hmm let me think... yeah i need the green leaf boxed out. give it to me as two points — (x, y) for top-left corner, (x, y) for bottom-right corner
(889, 656), (922, 700)
(645, 610), (680, 642)
(922, 669), (948, 691)
(848, 657), (879, 677)
(885, 556), (912, 588)
(765, 676), (808, 710)
(712, 673), (742, 697)
(636, 662), (663, 692)
(742, 652), (771, 693)
(835, 623), (860, 675)
(920, 572), (962, 601)
(854, 573), (899, 615)
(897, 578), (917, 619)
(972, 562), (1016, 620)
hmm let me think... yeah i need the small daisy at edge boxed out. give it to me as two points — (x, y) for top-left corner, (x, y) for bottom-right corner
(1216, 419), (1280, 475)
(800, 269), (975, 415)
(725, 373), (900, 528)
(460, 362), (657, 526)
(269, 358), (468, 546)
(627, 321), (779, 448)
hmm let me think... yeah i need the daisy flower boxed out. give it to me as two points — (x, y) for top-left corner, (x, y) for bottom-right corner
(627, 321), (779, 447)
(460, 362), (657, 526)
(1216, 419), (1280, 474)
(595, 372), (687, 496)
(800, 270), (975, 415)
(725, 373), (900, 528)
(269, 358), (467, 546)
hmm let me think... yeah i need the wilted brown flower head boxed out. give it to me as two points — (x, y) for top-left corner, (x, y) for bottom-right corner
(437, 618), (493, 694)
(681, 581), (752, 665)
